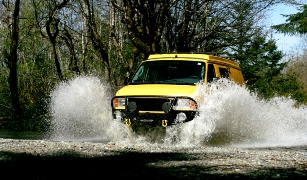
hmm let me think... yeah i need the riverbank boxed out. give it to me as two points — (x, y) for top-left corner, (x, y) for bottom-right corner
(0, 138), (307, 179)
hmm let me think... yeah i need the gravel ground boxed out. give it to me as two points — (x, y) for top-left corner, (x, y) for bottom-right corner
(0, 138), (307, 179)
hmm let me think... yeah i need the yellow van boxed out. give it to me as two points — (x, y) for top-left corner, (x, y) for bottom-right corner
(111, 54), (244, 128)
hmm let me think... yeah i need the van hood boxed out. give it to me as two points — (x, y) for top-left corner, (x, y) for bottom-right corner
(115, 84), (196, 97)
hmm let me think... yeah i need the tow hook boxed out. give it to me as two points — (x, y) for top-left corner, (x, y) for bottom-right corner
(162, 120), (168, 127)
(125, 118), (131, 126)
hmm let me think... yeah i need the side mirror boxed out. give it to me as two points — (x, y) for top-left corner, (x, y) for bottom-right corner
(124, 72), (131, 85)
(124, 76), (130, 85)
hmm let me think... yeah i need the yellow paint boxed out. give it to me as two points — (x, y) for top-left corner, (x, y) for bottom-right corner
(116, 84), (196, 97)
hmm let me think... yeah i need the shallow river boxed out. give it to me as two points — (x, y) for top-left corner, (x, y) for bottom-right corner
(3, 76), (307, 150)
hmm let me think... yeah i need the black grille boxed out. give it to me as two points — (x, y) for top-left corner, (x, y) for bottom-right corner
(127, 97), (172, 111)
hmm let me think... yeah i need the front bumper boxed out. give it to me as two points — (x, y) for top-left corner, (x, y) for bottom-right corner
(111, 96), (198, 127)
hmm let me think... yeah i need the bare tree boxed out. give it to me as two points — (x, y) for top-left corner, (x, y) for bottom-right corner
(61, 27), (81, 74)
(111, 0), (172, 58)
(81, 0), (111, 82)
(111, 0), (289, 55)
(33, 0), (69, 81)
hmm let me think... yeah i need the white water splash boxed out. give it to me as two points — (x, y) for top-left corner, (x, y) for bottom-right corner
(48, 76), (131, 142)
(166, 79), (307, 148)
(48, 76), (307, 148)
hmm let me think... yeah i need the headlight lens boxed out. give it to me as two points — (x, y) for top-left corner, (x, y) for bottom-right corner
(113, 97), (125, 109)
(173, 98), (197, 111)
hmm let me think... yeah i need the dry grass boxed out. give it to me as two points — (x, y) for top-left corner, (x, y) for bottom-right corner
(285, 50), (307, 93)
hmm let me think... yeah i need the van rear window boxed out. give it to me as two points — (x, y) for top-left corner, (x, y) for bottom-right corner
(219, 67), (229, 78)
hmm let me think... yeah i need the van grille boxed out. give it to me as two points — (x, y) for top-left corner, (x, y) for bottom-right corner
(127, 97), (172, 111)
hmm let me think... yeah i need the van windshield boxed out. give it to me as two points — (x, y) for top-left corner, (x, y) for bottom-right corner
(130, 60), (205, 85)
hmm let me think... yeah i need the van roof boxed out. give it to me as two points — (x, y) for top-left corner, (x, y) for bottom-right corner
(147, 54), (239, 68)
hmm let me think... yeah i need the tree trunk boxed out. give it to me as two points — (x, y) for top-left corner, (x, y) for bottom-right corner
(81, 7), (88, 74)
(62, 29), (80, 74)
(50, 41), (64, 80)
(8, 0), (22, 122)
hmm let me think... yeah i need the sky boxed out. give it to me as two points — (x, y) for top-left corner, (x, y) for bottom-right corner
(269, 4), (302, 53)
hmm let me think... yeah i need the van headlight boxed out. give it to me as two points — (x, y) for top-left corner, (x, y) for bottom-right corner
(173, 98), (197, 111)
(112, 97), (125, 109)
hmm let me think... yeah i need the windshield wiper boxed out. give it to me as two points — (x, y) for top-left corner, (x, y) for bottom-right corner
(158, 79), (195, 85)
(131, 79), (195, 85)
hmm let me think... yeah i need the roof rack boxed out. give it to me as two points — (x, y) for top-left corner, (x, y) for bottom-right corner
(168, 52), (224, 56)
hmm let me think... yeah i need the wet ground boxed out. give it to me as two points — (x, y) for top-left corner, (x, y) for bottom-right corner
(1, 137), (307, 180)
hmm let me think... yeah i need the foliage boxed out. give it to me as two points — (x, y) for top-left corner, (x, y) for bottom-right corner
(271, 4), (307, 35)
(283, 51), (307, 104)
(240, 34), (285, 89)
(234, 32), (306, 103)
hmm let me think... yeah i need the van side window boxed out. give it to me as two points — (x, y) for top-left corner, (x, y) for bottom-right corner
(219, 67), (229, 78)
(207, 64), (216, 82)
